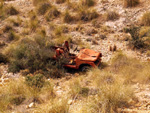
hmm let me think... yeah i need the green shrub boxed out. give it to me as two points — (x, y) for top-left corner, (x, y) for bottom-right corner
(37, 2), (51, 15)
(124, 0), (139, 7)
(7, 36), (54, 73)
(124, 26), (146, 49)
(6, 35), (68, 78)
(25, 74), (45, 89)
(141, 12), (150, 26)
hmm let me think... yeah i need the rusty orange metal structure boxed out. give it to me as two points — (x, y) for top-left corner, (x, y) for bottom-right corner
(52, 41), (102, 71)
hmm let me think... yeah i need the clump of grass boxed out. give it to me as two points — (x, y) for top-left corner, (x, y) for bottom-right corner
(63, 10), (74, 23)
(36, 2), (51, 15)
(110, 52), (150, 83)
(81, 0), (95, 7)
(56, 0), (66, 4)
(37, 27), (46, 37)
(54, 26), (63, 36)
(104, 10), (119, 21)
(7, 30), (20, 41)
(45, 6), (60, 21)
(79, 9), (99, 21)
(29, 13), (39, 31)
(25, 73), (46, 89)
(32, 0), (49, 6)
(34, 98), (69, 113)
(139, 27), (150, 38)
(68, 78), (90, 98)
(2, 24), (13, 33)
(54, 25), (69, 36)
(0, 53), (8, 63)
(87, 68), (134, 112)
(141, 12), (150, 26)
(123, 0), (140, 7)
(0, 78), (28, 111)
(5, 6), (19, 15)
(8, 16), (22, 27)
(0, 77), (54, 112)
(0, 2), (6, 19)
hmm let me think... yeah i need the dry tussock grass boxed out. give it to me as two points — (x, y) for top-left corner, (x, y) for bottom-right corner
(141, 12), (150, 26)
(123, 0), (140, 7)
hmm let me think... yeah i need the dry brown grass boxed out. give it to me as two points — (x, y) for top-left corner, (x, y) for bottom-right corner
(56, 0), (66, 4)
(141, 12), (150, 26)
(81, 0), (95, 7)
(36, 2), (51, 15)
(78, 8), (99, 21)
(104, 10), (119, 21)
(63, 10), (74, 23)
(123, 0), (140, 7)
(0, 77), (54, 112)
(45, 6), (60, 21)
(5, 6), (19, 15)
(32, 0), (49, 6)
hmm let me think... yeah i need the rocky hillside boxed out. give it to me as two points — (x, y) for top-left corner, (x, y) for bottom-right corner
(1, 0), (150, 112)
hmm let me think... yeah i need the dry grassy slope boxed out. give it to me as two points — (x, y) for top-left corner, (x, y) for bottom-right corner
(1, 0), (150, 61)
(1, 0), (150, 112)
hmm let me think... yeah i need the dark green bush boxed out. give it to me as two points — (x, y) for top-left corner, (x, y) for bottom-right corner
(124, 26), (146, 49)
(8, 36), (54, 73)
(25, 73), (45, 89)
(7, 35), (68, 78)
